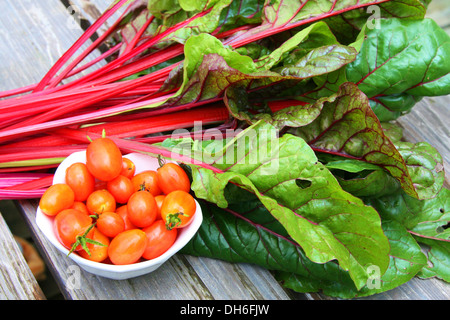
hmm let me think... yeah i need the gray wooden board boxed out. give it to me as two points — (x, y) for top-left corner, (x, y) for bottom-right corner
(1, 0), (449, 300)
(0, 212), (46, 300)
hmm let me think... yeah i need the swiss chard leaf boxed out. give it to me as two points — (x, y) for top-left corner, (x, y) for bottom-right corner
(368, 94), (423, 122)
(325, 158), (401, 198)
(367, 187), (450, 241)
(289, 82), (418, 198)
(319, 139), (445, 200)
(181, 199), (358, 295)
(181, 201), (427, 298)
(346, 18), (450, 98)
(181, 121), (390, 290)
(323, 0), (430, 44)
(415, 237), (450, 282)
(395, 141), (445, 200)
(276, 219), (427, 298)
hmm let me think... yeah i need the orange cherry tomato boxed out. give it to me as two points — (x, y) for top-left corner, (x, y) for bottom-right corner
(161, 190), (196, 230)
(86, 136), (122, 181)
(65, 162), (95, 201)
(154, 195), (165, 220)
(70, 201), (89, 216)
(108, 229), (147, 265)
(120, 158), (136, 179)
(97, 211), (125, 238)
(86, 189), (116, 215)
(39, 183), (75, 216)
(78, 227), (110, 263)
(131, 170), (161, 196)
(127, 191), (158, 228)
(116, 205), (137, 231)
(156, 163), (190, 194)
(142, 220), (177, 260)
(54, 209), (93, 251)
(106, 175), (134, 204)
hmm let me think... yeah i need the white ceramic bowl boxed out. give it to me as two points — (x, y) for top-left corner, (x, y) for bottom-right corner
(36, 151), (202, 280)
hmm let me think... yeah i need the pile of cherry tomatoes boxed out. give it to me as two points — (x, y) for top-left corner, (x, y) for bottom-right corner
(39, 134), (196, 265)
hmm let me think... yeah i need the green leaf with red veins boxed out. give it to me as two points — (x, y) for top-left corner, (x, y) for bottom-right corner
(395, 141), (445, 200)
(346, 18), (450, 98)
(186, 121), (390, 290)
(367, 187), (450, 241)
(291, 82), (418, 198)
(416, 237), (450, 282)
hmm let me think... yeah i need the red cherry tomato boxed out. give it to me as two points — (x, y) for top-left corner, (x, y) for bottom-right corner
(131, 170), (161, 196)
(39, 183), (75, 216)
(97, 211), (125, 238)
(86, 136), (122, 181)
(108, 229), (147, 265)
(120, 158), (136, 179)
(54, 209), (93, 251)
(65, 162), (95, 201)
(78, 227), (110, 263)
(86, 189), (116, 215)
(127, 191), (158, 228)
(161, 190), (196, 230)
(142, 220), (177, 260)
(156, 163), (190, 194)
(116, 205), (137, 231)
(107, 175), (134, 204)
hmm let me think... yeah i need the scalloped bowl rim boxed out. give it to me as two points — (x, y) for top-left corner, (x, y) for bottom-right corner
(35, 151), (202, 280)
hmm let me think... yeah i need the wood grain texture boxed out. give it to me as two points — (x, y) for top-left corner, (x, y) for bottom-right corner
(0, 213), (46, 300)
(0, 0), (105, 91)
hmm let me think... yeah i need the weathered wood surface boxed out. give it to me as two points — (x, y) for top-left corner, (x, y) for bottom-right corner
(0, 211), (46, 300)
(0, 0), (448, 300)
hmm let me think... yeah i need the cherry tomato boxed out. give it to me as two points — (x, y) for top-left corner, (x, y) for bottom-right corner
(108, 229), (147, 265)
(86, 189), (116, 215)
(116, 205), (137, 231)
(94, 180), (108, 191)
(39, 183), (75, 216)
(86, 136), (122, 181)
(161, 190), (196, 230)
(106, 175), (134, 204)
(70, 201), (89, 216)
(154, 194), (165, 220)
(97, 211), (125, 238)
(78, 227), (110, 263)
(131, 170), (161, 196)
(65, 162), (95, 201)
(120, 158), (136, 179)
(142, 220), (177, 260)
(157, 163), (190, 194)
(54, 209), (93, 251)
(127, 191), (158, 228)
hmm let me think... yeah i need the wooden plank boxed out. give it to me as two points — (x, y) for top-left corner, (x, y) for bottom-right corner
(0, 0), (105, 91)
(0, 212), (46, 300)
